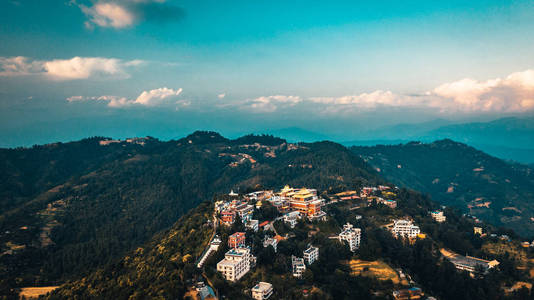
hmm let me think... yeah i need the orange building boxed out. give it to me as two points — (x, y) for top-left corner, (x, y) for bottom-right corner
(221, 211), (235, 225)
(228, 232), (246, 248)
(287, 188), (324, 218)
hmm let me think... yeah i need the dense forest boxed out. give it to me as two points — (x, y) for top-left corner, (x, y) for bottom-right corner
(0, 132), (382, 297)
(352, 140), (534, 237)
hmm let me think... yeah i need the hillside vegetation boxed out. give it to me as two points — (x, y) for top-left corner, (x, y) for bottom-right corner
(352, 139), (534, 237)
(0, 132), (381, 295)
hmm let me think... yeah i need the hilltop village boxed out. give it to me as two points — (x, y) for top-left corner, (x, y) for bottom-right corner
(186, 184), (525, 300)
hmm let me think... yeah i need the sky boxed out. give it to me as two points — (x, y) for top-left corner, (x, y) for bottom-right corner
(1, 0), (534, 146)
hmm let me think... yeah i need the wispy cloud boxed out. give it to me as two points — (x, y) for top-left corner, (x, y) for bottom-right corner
(67, 87), (185, 108)
(0, 56), (143, 80)
(75, 0), (185, 29)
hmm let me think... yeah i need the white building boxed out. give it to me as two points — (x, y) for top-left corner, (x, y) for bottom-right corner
(292, 256), (306, 278)
(246, 219), (259, 232)
(339, 223), (361, 252)
(252, 282), (273, 300)
(235, 204), (254, 223)
(284, 211), (300, 228)
(391, 220), (420, 238)
(263, 236), (278, 253)
(217, 247), (251, 282)
(303, 245), (319, 265)
(431, 211), (446, 223)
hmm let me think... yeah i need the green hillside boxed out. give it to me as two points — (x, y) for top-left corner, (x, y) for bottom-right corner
(0, 132), (381, 295)
(352, 140), (534, 237)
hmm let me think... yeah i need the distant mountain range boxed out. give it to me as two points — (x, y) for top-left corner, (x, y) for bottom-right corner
(342, 116), (534, 164)
(352, 139), (534, 237)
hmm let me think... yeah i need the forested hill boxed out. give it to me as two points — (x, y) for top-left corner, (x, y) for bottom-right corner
(351, 139), (534, 237)
(0, 132), (382, 295)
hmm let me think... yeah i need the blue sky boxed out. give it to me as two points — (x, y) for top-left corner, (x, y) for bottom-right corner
(1, 0), (534, 146)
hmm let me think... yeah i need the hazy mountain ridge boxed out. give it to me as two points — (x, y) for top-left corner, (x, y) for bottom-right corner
(352, 139), (534, 237)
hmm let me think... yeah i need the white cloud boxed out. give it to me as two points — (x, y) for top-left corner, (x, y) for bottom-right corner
(432, 69), (534, 113)
(134, 87), (183, 106)
(242, 95), (302, 113)
(66, 87), (184, 108)
(80, 2), (135, 29)
(309, 90), (415, 108)
(0, 56), (143, 80)
(76, 0), (183, 29)
(66, 95), (85, 102)
(0, 56), (44, 76)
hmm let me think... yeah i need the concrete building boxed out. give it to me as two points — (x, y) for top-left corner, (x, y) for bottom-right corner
(283, 211), (300, 228)
(339, 223), (361, 252)
(246, 219), (259, 232)
(431, 211), (446, 223)
(251, 282), (273, 300)
(391, 220), (421, 239)
(263, 236), (278, 253)
(221, 211), (235, 226)
(441, 249), (499, 274)
(303, 245), (319, 265)
(228, 232), (246, 248)
(235, 203), (254, 223)
(217, 247), (251, 282)
(291, 256), (306, 278)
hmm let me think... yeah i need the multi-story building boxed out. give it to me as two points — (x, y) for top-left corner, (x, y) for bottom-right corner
(287, 189), (326, 219)
(221, 210), (235, 226)
(391, 220), (421, 238)
(217, 247), (251, 282)
(246, 219), (259, 232)
(339, 223), (361, 252)
(303, 245), (319, 265)
(228, 232), (246, 248)
(291, 256), (306, 278)
(283, 211), (300, 228)
(252, 282), (274, 300)
(235, 203), (254, 223)
(263, 236), (278, 253)
(431, 211), (446, 223)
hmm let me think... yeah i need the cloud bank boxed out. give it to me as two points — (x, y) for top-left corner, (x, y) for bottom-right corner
(240, 70), (534, 114)
(0, 56), (143, 80)
(76, 0), (185, 29)
(67, 87), (185, 108)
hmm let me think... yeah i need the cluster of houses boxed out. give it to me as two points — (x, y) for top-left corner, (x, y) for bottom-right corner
(212, 187), (328, 299)
(361, 186), (398, 209)
(215, 195), (255, 228)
